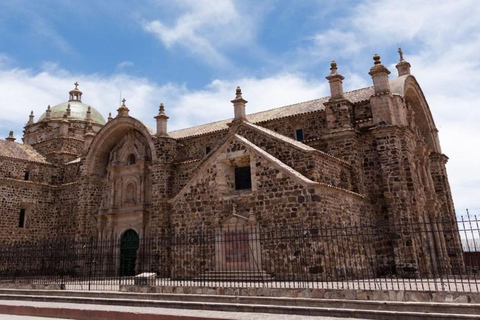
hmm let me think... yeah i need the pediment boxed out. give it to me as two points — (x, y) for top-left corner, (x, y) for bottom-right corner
(221, 213), (248, 227)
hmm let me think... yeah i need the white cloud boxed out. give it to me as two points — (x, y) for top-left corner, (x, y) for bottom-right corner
(305, 0), (480, 213)
(142, 0), (258, 67)
(0, 54), (14, 69)
(168, 74), (328, 130)
(116, 61), (134, 71)
(0, 65), (328, 143)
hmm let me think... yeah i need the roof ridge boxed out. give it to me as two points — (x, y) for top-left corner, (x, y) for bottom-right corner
(244, 122), (316, 151)
(168, 78), (405, 140)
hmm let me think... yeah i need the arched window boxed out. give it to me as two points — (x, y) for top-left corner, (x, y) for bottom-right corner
(125, 183), (135, 203)
(126, 154), (136, 165)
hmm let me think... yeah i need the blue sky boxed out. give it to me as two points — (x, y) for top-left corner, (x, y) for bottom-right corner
(0, 0), (479, 214)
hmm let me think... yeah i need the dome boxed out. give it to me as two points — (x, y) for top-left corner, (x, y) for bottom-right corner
(37, 82), (106, 125)
(38, 101), (106, 125)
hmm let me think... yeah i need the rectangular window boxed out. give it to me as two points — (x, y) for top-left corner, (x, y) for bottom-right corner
(295, 129), (304, 141)
(19, 209), (26, 228)
(234, 166), (252, 190)
(24, 171), (30, 181)
(205, 146), (211, 154)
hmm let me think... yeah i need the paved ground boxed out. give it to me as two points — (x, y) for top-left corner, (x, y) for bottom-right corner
(0, 300), (365, 320)
(0, 316), (71, 319)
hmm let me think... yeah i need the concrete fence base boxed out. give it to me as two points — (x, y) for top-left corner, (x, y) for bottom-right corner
(120, 285), (480, 303)
(0, 283), (65, 290)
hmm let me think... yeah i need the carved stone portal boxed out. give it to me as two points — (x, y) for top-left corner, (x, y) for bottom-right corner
(97, 129), (152, 240)
(215, 211), (262, 272)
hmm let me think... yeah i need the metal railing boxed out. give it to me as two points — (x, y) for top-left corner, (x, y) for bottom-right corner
(0, 214), (479, 292)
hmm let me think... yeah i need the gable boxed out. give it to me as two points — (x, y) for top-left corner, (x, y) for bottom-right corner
(169, 132), (316, 205)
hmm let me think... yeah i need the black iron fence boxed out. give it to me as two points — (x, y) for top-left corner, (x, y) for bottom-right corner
(0, 215), (479, 292)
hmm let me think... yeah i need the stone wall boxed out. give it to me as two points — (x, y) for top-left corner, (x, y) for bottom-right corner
(0, 179), (53, 244)
(236, 125), (352, 190)
(75, 176), (107, 240)
(175, 131), (228, 163)
(0, 158), (54, 184)
(53, 182), (81, 239)
(172, 160), (200, 196)
(259, 111), (327, 142)
(170, 135), (372, 279)
(29, 137), (84, 163)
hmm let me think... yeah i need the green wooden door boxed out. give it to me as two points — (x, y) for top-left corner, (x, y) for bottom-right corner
(120, 229), (139, 276)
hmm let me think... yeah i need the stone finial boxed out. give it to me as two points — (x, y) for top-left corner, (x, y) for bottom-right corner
(230, 86), (248, 122)
(66, 103), (71, 117)
(154, 103), (169, 136)
(60, 112), (69, 136)
(85, 106), (92, 121)
(326, 60), (345, 100)
(396, 47), (411, 76)
(235, 87), (242, 99)
(116, 98), (130, 117)
(6, 130), (15, 142)
(83, 122), (95, 152)
(108, 112), (113, 122)
(27, 111), (34, 125)
(369, 54), (391, 95)
(46, 105), (51, 120)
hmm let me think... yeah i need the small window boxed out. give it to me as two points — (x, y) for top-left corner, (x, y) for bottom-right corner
(24, 171), (30, 181)
(234, 166), (252, 190)
(295, 129), (304, 141)
(19, 209), (26, 228)
(126, 154), (136, 165)
(205, 146), (211, 154)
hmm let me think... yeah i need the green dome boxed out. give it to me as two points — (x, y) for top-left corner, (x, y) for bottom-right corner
(38, 101), (106, 125)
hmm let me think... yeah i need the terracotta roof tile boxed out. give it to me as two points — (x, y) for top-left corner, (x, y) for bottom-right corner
(169, 77), (408, 140)
(0, 140), (49, 164)
(244, 122), (316, 151)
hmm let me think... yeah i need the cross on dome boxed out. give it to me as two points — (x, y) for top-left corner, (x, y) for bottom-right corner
(69, 81), (83, 102)
(398, 48), (404, 61)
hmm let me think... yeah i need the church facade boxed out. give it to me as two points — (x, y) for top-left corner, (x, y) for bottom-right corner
(0, 53), (462, 278)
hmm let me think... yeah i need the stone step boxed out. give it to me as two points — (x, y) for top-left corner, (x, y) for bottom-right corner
(0, 293), (480, 319)
(0, 290), (480, 318)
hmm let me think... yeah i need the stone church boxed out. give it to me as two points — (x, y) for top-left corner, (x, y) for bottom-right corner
(0, 52), (462, 277)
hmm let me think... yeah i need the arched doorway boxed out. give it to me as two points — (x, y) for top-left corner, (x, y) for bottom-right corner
(120, 229), (139, 276)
